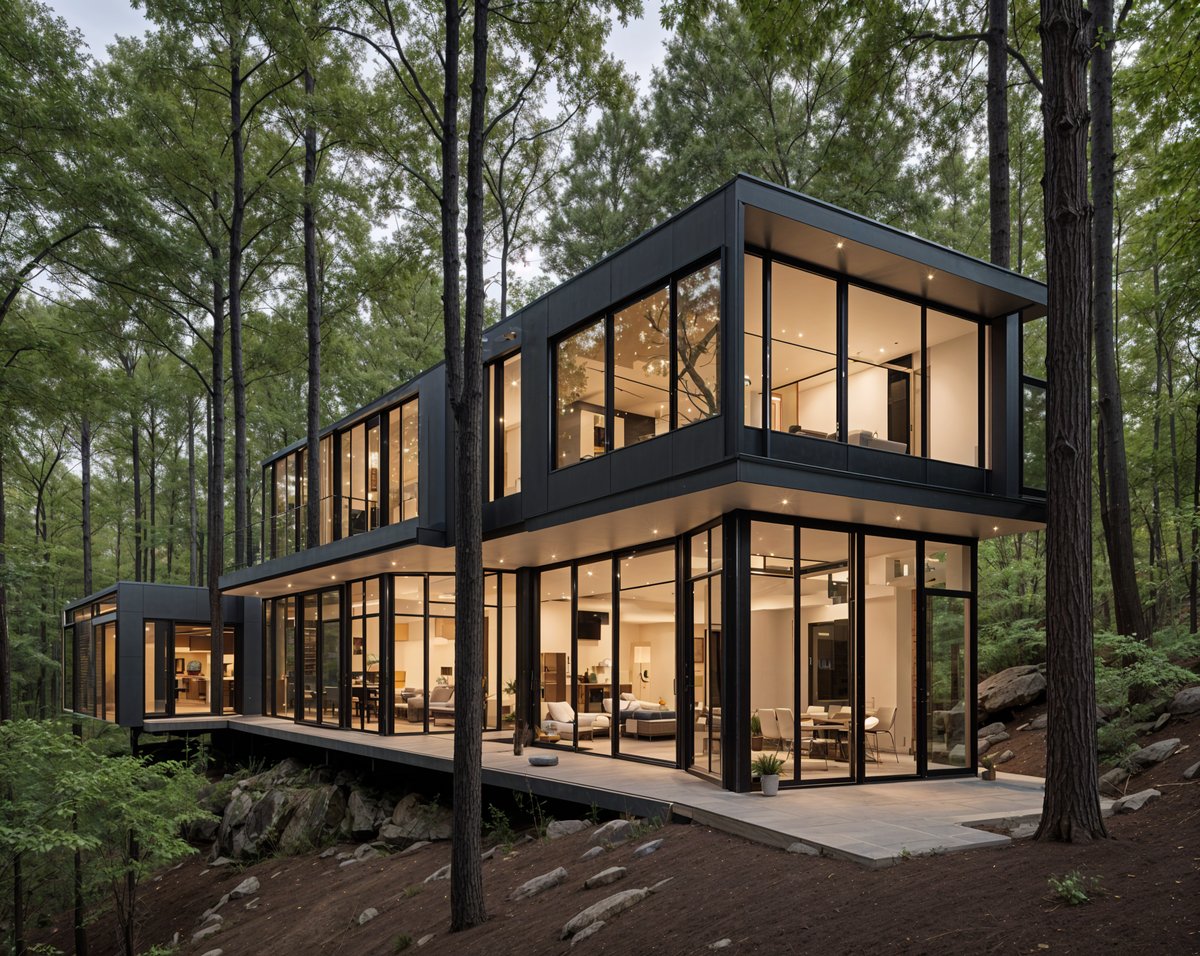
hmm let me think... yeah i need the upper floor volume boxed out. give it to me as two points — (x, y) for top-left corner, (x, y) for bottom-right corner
(245, 174), (1047, 580)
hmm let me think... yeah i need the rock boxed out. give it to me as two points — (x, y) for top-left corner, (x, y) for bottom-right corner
(1113, 788), (1161, 813)
(200, 950), (223, 956)
(209, 856), (235, 868)
(347, 790), (379, 840)
(216, 791), (254, 856)
(187, 816), (220, 845)
(584, 866), (627, 889)
(1152, 712), (1171, 732)
(279, 785), (345, 855)
(1168, 685), (1200, 716)
(977, 739), (991, 756)
(547, 820), (592, 839)
(787, 841), (819, 856)
(387, 796), (453, 843)
(201, 912), (223, 926)
(976, 721), (1006, 738)
(632, 839), (662, 858)
(649, 878), (673, 893)
(589, 819), (634, 846)
(425, 863), (451, 883)
(985, 731), (1011, 745)
(1099, 767), (1129, 796)
(977, 664), (1046, 716)
(244, 898), (260, 910)
(510, 866), (569, 900)
(338, 859), (360, 868)
(561, 888), (650, 939)
(354, 843), (380, 861)
(529, 754), (559, 767)
(417, 934), (436, 947)
(229, 876), (260, 900)
(241, 789), (296, 857)
(571, 921), (606, 947)
(1183, 760), (1200, 780)
(357, 907), (379, 925)
(992, 749), (1015, 765)
(192, 923), (222, 944)
(710, 940), (732, 950)
(1128, 738), (1181, 771)
(399, 840), (432, 856)
(580, 846), (605, 861)
(319, 847), (336, 859)
(200, 893), (229, 922)
(1026, 714), (1048, 731)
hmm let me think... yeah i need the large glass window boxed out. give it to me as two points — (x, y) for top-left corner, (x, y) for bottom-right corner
(393, 576), (426, 731)
(744, 254), (765, 428)
(487, 355), (522, 499)
(771, 262), (838, 438)
(1022, 316), (1047, 492)
(927, 310), (981, 466)
(388, 399), (419, 522)
(349, 579), (382, 733)
(862, 536), (916, 778)
(613, 286), (670, 450)
(538, 566), (573, 738)
(617, 547), (676, 763)
(847, 286), (922, 455)
(554, 260), (722, 469)
(555, 320), (607, 469)
(575, 559), (614, 755)
(925, 541), (971, 770)
(676, 261), (722, 427)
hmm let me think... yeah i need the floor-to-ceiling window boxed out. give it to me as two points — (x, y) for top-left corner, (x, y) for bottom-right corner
(487, 354), (522, 499)
(924, 541), (973, 770)
(617, 547), (676, 763)
(687, 523), (723, 780)
(393, 576), (427, 731)
(349, 579), (383, 733)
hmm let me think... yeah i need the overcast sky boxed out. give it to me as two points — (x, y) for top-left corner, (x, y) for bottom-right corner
(48, 0), (668, 92)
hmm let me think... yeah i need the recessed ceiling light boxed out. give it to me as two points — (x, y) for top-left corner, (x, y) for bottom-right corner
(927, 272), (934, 280)
(781, 499), (789, 506)
(895, 515), (902, 522)
(652, 529), (659, 535)
(287, 583), (293, 588)
(992, 525), (999, 532)
(391, 561), (396, 566)
(331, 575), (337, 580)
(836, 241), (844, 249)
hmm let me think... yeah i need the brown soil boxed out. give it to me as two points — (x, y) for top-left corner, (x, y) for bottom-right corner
(37, 713), (1200, 956)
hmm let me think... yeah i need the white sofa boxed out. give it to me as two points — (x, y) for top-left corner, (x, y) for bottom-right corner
(543, 700), (611, 738)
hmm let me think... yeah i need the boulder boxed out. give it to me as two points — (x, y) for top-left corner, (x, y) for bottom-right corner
(984, 731), (1011, 745)
(786, 842), (819, 856)
(216, 791), (254, 856)
(710, 940), (733, 950)
(977, 665), (1046, 716)
(1128, 738), (1181, 771)
(1099, 767), (1129, 796)
(425, 863), (451, 883)
(229, 875), (260, 900)
(353, 843), (380, 861)
(187, 815), (220, 845)
(347, 790), (379, 840)
(357, 907), (379, 926)
(1113, 788), (1161, 813)
(632, 839), (663, 858)
(976, 721), (1006, 738)
(399, 840), (431, 857)
(584, 866), (627, 889)
(571, 921), (606, 947)
(1026, 714), (1048, 731)
(1168, 685), (1200, 716)
(389, 795), (452, 843)
(561, 888), (650, 939)
(977, 739), (991, 756)
(588, 819), (634, 846)
(278, 785), (345, 855)
(580, 846), (605, 861)
(242, 757), (308, 791)
(547, 820), (592, 840)
(1182, 760), (1200, 781)
(192, 924), (222, 944)
(510, 866), (569, 900)
(992, 749), (1015, 765)
(241, 789), (295, 856)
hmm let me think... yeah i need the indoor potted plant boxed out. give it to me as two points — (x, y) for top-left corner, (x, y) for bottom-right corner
(752, 753), (785, 796)
(750, 714), (764, 752)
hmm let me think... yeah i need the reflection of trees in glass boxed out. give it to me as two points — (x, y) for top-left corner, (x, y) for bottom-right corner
(927, 596), (967, 765)
(614, 287), (669, 405)
(677, 262), (721, 422)
(1023, 383), (1046, 489)
(556, 320), (605, 411)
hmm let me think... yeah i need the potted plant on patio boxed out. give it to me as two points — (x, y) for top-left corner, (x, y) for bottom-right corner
(980, 754), (996, 781)
(752, 753), (785, 796)
(750, 714), (764, 752)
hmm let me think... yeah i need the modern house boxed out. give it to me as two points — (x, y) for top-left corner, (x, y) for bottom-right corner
(63, 174), (1048, 793)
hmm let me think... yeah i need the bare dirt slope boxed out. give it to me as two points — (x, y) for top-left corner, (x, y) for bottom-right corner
(39, 713), (1200, 956)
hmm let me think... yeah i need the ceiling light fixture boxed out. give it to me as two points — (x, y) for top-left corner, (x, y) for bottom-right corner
(836, 241), (844, 249)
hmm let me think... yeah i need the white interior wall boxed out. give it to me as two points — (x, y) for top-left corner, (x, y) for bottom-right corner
(928, 331), (979, 465)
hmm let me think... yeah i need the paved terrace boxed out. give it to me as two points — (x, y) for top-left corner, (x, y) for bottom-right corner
(147, 715), (1098, 867)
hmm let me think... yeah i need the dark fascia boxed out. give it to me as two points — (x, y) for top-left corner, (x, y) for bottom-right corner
(734, 174), (1047, 314)
(63, 585), (120, 615)
(63, 581), (242, 617)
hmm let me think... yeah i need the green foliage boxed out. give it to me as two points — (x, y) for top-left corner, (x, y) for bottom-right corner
(1094, 632), (1195, 714)
(979, 618), (1046, 677)
(750, 753), (785, 777)
(394, 934), (413, 952)
(1047, 870), (1101, 906)
(749, 714), (762, 737)
(483, 804), (516, 848)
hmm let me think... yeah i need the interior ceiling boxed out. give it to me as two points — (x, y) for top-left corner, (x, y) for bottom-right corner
(226, 480), (1040, 599)
(744, 205), (1046, 320)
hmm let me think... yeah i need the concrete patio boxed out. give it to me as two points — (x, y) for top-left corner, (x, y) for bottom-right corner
(148, 715), (1088, 867)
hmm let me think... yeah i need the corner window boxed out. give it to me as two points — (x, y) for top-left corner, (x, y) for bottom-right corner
(1021, 316), (1047, 493)
(388, 399), (419, 522)
(553, 259), (723, 470)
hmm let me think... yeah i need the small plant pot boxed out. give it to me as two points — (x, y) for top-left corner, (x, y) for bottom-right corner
(760, 773), (780, 797)
(981, 768), (996, 781)
(751, 735), (764, 752)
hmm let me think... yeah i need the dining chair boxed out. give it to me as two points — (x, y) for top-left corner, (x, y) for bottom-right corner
(866, 706), (899, 763)
(757, 708), (781, 752)
(776, 707), (796, 763)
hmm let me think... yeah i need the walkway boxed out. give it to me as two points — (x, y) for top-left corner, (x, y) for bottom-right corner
(150, 715), (1089, 867)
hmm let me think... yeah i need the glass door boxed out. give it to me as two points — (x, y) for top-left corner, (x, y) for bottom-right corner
(923, 541), (973, 771)
(686, 524), (723, 780)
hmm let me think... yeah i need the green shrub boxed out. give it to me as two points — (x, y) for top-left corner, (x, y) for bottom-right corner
(978, 618), (1046, 676)
(1094, 632), (1194, 712)
(751, 753), (785, 777)
(1048, 869), (1100, 905)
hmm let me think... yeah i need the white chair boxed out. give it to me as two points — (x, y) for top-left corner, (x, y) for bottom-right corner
(866, 706), (899, 763)
(757, 708), (781, 753)
(776, 707), (796, 763)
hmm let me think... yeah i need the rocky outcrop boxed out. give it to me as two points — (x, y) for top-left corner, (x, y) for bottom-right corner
(1168, 686), (1200, 716)
(278, 785), (344, 855)
(977, 664), (1046, 716)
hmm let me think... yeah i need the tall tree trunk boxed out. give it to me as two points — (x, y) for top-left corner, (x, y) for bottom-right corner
(208, 214), (226, 681)
(148, 414), (158, 582)
(1035, 0), (1107, 843)
(446, 0), (486, 932)
(188, 399), (199, 587)
(304, 62), (322, 551)
(230, 39), (249, 571)
(986, 0), (1011, 268)
(132, 414), (142, 583)
(1091, 0), (1146, 640)
(1191, 372), (1199, 634)
(72, 722), (88, 956)
(81, 415), (92, 595)
(0, 440), (10, 722)
(1166, 342), (1185, 569)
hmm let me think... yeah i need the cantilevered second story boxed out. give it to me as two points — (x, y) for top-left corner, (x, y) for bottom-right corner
(225, 174), (1047, 592)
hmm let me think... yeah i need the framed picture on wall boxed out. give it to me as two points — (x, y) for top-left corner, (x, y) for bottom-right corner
(175, 657), (185, 674)
(693, 637), (705, 663)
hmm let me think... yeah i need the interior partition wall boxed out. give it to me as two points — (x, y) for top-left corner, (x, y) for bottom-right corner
(736, 511), (976, 791)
